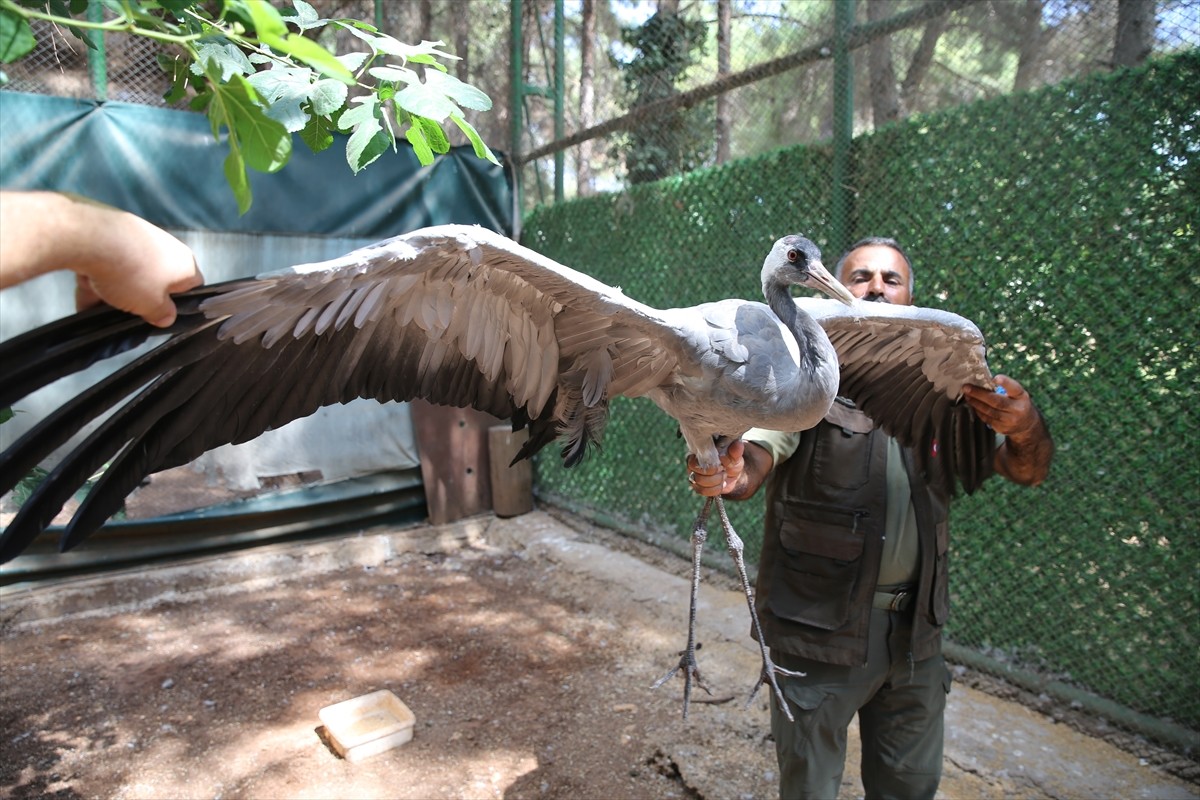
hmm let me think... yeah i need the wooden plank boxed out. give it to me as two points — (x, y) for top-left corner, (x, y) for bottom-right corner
(488, 426), (534, 517)
(410, 401), (500, 525)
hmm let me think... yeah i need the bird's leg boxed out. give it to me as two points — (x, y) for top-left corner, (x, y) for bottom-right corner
(714, 497), (804, 723)
(651, 495), (714, 718)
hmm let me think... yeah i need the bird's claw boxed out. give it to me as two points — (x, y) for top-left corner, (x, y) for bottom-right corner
(744, 653), (805, 723)
(652, 646), (712, 719)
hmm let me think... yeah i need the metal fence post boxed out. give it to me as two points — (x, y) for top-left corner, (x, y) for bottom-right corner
(554, 0), (564, 204)
(87, 0), (107, 102)
(831, 0), (855, 254)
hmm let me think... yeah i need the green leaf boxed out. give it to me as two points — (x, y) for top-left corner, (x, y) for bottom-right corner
(201, 69), (290, 211)
(340, 96), (391, 174)
(189, 88), (213, 112)
(415, 114), (449, 154)
(223, 145), (252, 215)
(450, 113), (501, 166)
(395, 78), (459, 121)
(337, 94), (374, 131)
(299, 112), (335, 153)
(220, 75), (291, 172)
(244, 0), (288, 41)
(246, 64), (312, 131)
(269, 33), (355, 85)
(308, 78), (347, 116)
(0, 407), (13, 425)
(368, 65), (418, 85)
(159, 53), (192, 105)
(192, 37), (254, 81)
(289, 0), (322, 31)
(0, 9), (36, 64)
(372, 37), (458, 67)
(405, 124), (434, 166)
(337, 51), (368, 73)
(423, 70), (492, 112)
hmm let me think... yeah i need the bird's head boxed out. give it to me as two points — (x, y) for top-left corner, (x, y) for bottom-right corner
(763, 235), (855, 306)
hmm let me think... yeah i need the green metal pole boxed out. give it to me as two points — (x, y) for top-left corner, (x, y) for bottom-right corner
(554, 0), (564, 203)
(374, 0), (383, 32)
(510, 0), (524, 214)
(831, 0), (855, 254)
(87, 0), (107, 102)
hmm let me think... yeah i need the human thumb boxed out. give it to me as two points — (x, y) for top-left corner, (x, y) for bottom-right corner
(144, 298), (178, 328)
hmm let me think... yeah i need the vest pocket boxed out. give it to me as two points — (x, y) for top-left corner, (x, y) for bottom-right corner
(811, 426), (873, 490)
(768, 500), (866, 631)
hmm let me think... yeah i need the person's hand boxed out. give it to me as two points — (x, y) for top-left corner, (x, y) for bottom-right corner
(0, 191), (203, 327)
(70, 209), (202, 327)
(962, 375), (1041, 442)
(686, 439), (746, 497)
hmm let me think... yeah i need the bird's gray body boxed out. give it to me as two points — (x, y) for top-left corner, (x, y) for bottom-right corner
(0, 224), (995, 561)
(652, 298), (840, 467)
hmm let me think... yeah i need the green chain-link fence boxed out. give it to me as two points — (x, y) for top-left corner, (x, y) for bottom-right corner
(4, 0), (1196, 756)
(526, 46), (1199, 752)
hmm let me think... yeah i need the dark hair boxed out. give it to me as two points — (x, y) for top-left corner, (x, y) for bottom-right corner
(835, 237), (915, 295)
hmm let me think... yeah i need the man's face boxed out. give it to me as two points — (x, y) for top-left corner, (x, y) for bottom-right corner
(837, 245), (913, 306)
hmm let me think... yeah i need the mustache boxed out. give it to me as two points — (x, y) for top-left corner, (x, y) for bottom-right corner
(863, 294), (891, 304)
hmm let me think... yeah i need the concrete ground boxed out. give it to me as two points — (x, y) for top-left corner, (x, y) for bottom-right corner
(1, 509), (1196, 799)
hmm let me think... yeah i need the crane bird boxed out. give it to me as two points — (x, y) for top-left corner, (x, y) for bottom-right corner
(0, 225), (996, 719)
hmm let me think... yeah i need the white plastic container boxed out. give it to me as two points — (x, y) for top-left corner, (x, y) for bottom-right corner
(318, 689), (416, 762)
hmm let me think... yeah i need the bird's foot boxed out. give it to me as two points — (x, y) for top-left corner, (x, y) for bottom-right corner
(651, 496), (714, 719)
(712, 497), (806, 722)
(651, 643), (712, 718)
(744, 648), (805, 722)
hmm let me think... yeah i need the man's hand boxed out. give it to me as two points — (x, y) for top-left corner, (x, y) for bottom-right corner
(963, 374), (1054, 486)
(687, 439), (746, 498)
(70, 209), (202, 327)
(0, 191), (203, 327)
(962, 375), (1041, 440)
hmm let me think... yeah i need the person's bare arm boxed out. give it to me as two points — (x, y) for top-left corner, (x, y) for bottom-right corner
(963, 374), (1054, 487)
(0, 191), (202, 327)
(686, 439), (775, 499)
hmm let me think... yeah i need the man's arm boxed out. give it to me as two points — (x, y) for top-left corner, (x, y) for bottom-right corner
(687, 439), (776, 499)
(963, 374), (1054, 487)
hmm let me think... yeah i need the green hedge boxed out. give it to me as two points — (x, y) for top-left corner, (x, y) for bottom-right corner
(524, 51), (1199, 735)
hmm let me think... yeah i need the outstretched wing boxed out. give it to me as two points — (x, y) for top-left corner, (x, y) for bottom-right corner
(0, 225), (687, 562)
(797, 297), (998, 496)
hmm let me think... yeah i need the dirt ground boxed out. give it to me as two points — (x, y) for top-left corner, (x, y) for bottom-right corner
(1, 509), (1197, 800)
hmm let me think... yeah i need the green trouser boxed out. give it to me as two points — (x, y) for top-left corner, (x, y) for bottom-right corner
(770, 607), (951, 800)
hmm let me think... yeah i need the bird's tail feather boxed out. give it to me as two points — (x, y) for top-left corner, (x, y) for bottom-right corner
(555, 388), (608, 468)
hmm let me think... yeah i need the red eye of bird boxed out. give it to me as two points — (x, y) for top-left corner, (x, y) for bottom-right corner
(787, 249), (799, 262)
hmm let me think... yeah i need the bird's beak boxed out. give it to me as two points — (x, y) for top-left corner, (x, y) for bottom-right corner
(808, 261), (856, 305)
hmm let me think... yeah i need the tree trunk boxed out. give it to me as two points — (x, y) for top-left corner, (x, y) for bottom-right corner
(867, 0), (900, 127)
(900, 14), (948, 114)
(453, 2), (470, 83)
(419, 0), (433, 44)
(1113, 0), (1155, 68)
(1013, 0), (1047, 92)
(577, 0), (596, 196)
(715, 0), (731, 164)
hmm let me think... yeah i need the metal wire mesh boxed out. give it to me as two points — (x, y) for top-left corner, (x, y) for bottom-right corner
(2, 18), (183, 106)
(3, 0), (1197, 755)
(526, 4), (1200, 751)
